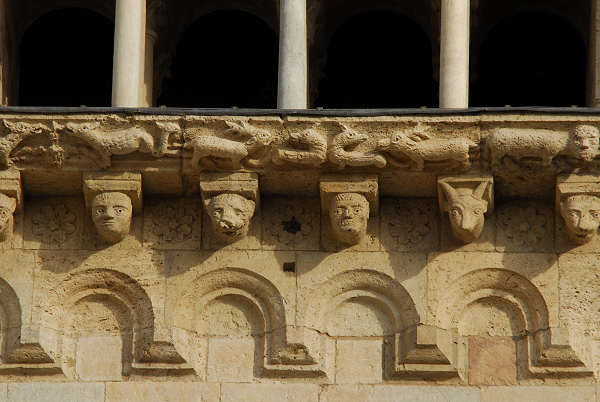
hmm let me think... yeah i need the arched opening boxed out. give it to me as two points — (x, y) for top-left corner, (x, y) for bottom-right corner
(158, 10), (278, 108)
(18, 8), (114, 107)
(315, 11), (436, 108)
(473, 12), (586, 107)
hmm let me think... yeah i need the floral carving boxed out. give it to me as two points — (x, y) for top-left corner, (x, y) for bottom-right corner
(264, 203), (316, 247)
(387, 205), (431, 247)
(497, 203), (551, 250)
(150, 201), (200, 243)
(31, 203), (78, 245)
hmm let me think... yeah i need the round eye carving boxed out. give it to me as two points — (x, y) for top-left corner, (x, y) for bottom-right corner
(450, 208), (461, 217)
(473, 209), (482, 215)
(354, 208), (361, 214)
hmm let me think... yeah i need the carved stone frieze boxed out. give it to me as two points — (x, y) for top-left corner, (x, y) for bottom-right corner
(144, 198), (202, 250)
(381, 198), (438, 251)
(327, 125), (387, 169)
(26, 198), (82, 249)
(496, 200), (554, 252)
(272, 129), (327, 167)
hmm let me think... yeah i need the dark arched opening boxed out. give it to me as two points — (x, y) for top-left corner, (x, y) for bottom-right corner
(315, 11), (435, 109)
(473, 13), (586, 107)
(158, 10), (278, 108)
(19, 8), (114, 107)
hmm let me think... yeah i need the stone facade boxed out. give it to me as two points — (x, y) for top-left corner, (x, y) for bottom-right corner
(0, 112), (597, 400)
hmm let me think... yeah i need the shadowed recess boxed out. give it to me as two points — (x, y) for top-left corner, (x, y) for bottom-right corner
(19, 8), (114, 107)
(473, 12), (586, 107)
(316, 11), (436, 109)
(159, 10), (278, 108)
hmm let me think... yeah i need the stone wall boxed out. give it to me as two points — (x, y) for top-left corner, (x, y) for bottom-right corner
(0, 110), (599, 401)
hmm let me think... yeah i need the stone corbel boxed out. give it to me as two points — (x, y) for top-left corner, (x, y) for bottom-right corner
(0, 169), (22, 243)
(438, 175), (494, 243)
(199, 173), (259, 244)
(320, 174), (378, 248)
(556, 174), (600, 245)
(83, 172), (142, 244)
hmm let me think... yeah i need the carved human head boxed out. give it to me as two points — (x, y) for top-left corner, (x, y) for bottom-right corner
(0, 193), (16, 242)
(205, 193), (256, 243)
(329, 193), (370, 245)
(91, 192), (133, 243)
(570, 125), (600, 162)
(440, 182), (488, 244)
(560, 194), (600, 244)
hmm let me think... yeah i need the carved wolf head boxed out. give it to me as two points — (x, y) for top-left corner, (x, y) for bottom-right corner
(440, 182), (488, 243)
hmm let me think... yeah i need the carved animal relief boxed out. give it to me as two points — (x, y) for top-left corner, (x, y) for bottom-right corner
(272, 129), (327, 166)
(91, 192), (133, 243)
(378, 131), (476, 171)
(204, 193), (256, 243)
(187, 121), (272, 169)
(328, 127), (387, 168)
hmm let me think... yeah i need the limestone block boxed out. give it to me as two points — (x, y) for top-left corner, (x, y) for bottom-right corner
(335, 338), (382, 384)
(262, 196), (320, 251)
(380, 198), (439, 252)
(76, 335), (122, 381)
(480, 386), (595, 402)
(0, 169), (23, 212)
(7, 383), (104, 402)
(207, 337), (255, 382)
(0, 250), (35, 326)
(496, 200), (554, 252)
(106, 383), (219, 402)
(221, 383), (319, 402)
(24, 197), (83, 250)
(468, 337), (517, 385)
(143, 198), (202, 250)
(558, 254), (600, 374)
(321, 385), (480, 402)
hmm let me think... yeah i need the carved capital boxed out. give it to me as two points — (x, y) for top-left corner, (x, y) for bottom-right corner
(556, 174), (600, 245)
(438, 175), (493, 244)
(200, 173), (259, 244)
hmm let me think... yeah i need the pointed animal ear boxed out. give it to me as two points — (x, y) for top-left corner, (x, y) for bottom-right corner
(439, 182), (458, 209)
(473, 181), (488, 200)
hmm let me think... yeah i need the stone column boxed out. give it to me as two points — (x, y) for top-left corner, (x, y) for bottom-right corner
(588, 0), (600, 106)
(439, 0), (470, 108)
(278, 0), (308, 109)
(112, 0), (146, 107)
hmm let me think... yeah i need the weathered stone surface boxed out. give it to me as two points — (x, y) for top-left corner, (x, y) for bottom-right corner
(7, 383), (104, 402)
(322, 385), (480, 402)
(221, 383), (319, 402)
(468, 337), (517, 385)
(106, 383), (219, 402)
(480, 386), (595, 402)
(335, 339), (382, 384)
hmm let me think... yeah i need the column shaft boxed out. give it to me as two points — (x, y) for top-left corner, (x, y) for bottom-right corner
(112, 0), (146, 107)
(278, 0), (308, 109)
(439, 0), (470, 108)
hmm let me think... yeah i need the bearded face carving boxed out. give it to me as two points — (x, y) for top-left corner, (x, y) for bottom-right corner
(91, 192), (133, 243)
(560, 194), (600, 245)
(0, 193), (16, 242)
(329, 193), (370, 245)
(205, 193), (256, 243)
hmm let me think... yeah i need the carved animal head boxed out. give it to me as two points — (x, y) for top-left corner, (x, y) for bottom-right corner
(63, 121), (101, 134)
(329, 193), (370, 245)
(0, 193), (16, 242)
(440, 182), (488, 243)
(245, 130), (273, 147)
(2, 120), (49, 135)
(569, 125), (600, 162)
(205, 193), (256, 243)
(336, 129), (368, 147)
(377, 132), (425, 151)
(560, 194), (600, 245)
(91, 192), (133, 243)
